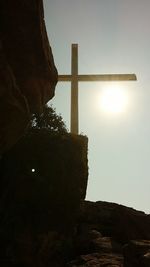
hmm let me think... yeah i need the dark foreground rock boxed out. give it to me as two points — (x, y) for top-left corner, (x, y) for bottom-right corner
(0, 185), (149, 267)
(0, 130), (150, 266)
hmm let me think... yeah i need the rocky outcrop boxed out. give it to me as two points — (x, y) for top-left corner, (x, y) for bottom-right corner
(0, 0), (58, 154)
(67, 201), (150, 267)
(78, 201), (150, 243)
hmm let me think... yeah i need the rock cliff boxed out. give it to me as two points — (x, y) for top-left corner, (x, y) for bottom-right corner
(0, 0), (57, 154)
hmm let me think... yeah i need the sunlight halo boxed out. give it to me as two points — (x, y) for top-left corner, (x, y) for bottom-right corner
(100, 84), (128, 114)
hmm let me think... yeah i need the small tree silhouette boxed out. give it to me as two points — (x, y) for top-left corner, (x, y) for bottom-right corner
(31, 104), (68, 134)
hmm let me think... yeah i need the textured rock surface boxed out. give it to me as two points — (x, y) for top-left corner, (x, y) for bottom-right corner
(0, 0), (57, 154)
(124, 240), (150, 267)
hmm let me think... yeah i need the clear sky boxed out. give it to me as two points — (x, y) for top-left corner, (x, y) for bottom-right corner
(43, 0), (150, 213)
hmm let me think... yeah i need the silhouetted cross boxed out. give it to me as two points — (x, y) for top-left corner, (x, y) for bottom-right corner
(58, 44), (137, 134)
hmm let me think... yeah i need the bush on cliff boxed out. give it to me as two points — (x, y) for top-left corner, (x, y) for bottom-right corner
(30, 104), (68, 134)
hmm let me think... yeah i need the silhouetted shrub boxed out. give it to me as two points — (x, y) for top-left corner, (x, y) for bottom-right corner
(30, 104), (68, 134)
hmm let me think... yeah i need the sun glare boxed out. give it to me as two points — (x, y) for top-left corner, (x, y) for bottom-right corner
(100, 84), (128, 114)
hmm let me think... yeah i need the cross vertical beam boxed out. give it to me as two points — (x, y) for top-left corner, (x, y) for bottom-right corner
(71, 44), (78, 134)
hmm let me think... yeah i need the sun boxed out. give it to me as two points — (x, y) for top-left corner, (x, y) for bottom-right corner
(100, 84), (128, 114)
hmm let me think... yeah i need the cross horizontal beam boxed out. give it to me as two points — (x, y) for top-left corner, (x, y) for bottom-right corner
(58, 73), (137, 82)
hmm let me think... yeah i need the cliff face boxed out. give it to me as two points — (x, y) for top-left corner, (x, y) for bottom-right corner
(0, 0), (58, 154)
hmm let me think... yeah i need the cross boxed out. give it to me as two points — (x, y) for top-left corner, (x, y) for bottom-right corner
(58, 44), (137, 134)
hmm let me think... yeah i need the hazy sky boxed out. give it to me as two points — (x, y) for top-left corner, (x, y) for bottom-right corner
(43, 0), (150, 213)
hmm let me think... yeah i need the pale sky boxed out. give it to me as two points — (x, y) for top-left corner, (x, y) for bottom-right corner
(43, 0), (150, 213)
